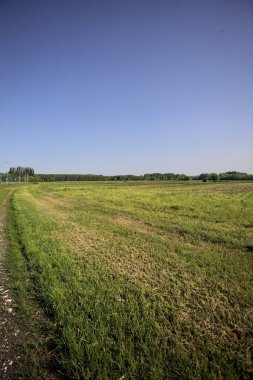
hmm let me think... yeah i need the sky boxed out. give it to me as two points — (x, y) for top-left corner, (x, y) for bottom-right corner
(1, 0), (253, 175)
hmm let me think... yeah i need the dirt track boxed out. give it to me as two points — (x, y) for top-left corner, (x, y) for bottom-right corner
(0, 192), (23, 379)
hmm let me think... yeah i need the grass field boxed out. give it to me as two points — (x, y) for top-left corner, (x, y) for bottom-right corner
(3, 181), (253, 379)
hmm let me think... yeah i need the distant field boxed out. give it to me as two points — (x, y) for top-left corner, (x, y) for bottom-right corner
(5, 181), (253, 379)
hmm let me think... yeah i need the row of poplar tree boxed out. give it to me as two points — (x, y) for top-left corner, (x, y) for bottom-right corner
(7, 166), (35, 182)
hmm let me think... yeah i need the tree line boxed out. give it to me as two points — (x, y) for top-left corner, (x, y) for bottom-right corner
(0, 169), (252, 183)
(33, 171), (253, 182)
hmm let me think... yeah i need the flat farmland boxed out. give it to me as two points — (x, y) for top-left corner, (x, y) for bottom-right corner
(6, 181), (253, 379)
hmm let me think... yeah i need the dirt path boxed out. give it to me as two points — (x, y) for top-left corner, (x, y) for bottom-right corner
(0, 191), (23, 379)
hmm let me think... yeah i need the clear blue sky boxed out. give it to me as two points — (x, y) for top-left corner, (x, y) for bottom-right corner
(1, 0), (253, 175)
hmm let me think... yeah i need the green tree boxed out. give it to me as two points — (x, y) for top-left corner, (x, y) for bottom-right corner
(208, 173), (219, 182)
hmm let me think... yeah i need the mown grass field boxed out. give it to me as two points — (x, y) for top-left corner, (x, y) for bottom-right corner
(4, 181), (253, 379)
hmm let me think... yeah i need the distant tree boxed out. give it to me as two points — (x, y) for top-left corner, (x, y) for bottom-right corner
(177, 174), (189, 180)
(163, 173), (175, 180)
(219, 171), (253, 181)
(208, 173), (219, 182)
(8, 166), (34, 182)
(199, 173), (208, 182)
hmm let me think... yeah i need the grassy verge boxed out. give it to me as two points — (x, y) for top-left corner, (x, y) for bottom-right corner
(3, 182), (253, 379)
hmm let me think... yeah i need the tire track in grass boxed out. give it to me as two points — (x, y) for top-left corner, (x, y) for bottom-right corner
(2, 189), (66, 379)
(0, 190), (22, 379)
